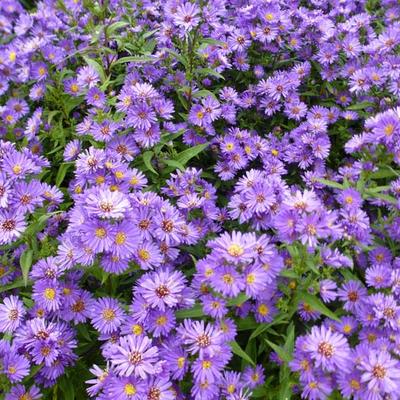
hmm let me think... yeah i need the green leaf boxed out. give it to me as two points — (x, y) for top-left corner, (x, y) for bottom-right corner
(175, 143), (209, 166)
(199, 38), (227, 46)
(59, 375), (75, 400)
(195, 67), (225, 80)
(367, 192), (397, 204)
(227, 293), (249, 306)
(249, 324), (270, 341)
(0, 278), (28, 293)
(370, 166), (400, 179)
(316, 178), (344, 190)
(142, 151), (158, 175)
(230, 341), (256, 367)
(175, 304), (204, 319)
(112, 55), (156, 66)
(297, 291), (341, 322)
(20, 249), (33, 287)
(163, 159), (185, 172)
(106, 21), (129, 35)
(56, 163), (72, 187)
(192, 89), (217, 99)
(347, 101), (375, 110)
(83, 56), (106, 82)
(162, 47), (188, 68)
(265, 339), (292, 363)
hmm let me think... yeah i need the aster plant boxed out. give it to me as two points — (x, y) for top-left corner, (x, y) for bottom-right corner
(1, 0), (400, 399)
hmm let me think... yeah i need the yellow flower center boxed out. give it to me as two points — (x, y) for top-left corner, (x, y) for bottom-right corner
(130, 176), (139, 185)
(385, 124), (394, 136)
(115, 232), (126, 245)
(227, 243), (244, 257)
(177, 356), (185, 369)
(258, 304), (269, 316)
(343, 324), (352, 334)
(156, 316), (167, 326)
(44, 288), (56, 300)
(12, 164), (22, 174)
(132, 324), (143, 335)
(96, 176), (105, 184)
(205, 268), (214, 277)
(202, 360), (212, 369)
(223, 274), (234, 284)
(227, 384), (235, 394)
(350, 379), (360, 390)
(124, 383), (136, 395)
(95, 228), (106, 238)
(246, 273), (255, 284)
(102, 308), (116, 321)
(115, 171), (124, 179)
(8, 366), (17, 374)
(138, 249), (150, 261)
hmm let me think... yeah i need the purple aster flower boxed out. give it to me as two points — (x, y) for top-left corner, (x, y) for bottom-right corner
(148, 308), (176, 337)
(212, 265), (245, 298)
(86, 86), (106, 108)
(137, 268), (186, 310)
(177, 319), (223, 357)
(85, 188), (131, 219)
(359, 350), (400, 397)
(0, 211), (26, 244)
(319, 279), (337, 303)
(32, 280), (61, 312)
(127, 103), (157, 131)
(192, 354), (224, 384)
(208, 231), (255, 265)
(90, 297), (125, 334)
(242, 365), (265, 389)
(110, 221), (139, 258)
(82, 220), (115, 254)
(133, 241), (163, 270)
(3, 352), (30, 382)
(110, 334), (159, 378)
(301, 374), (333, 400)
(202, 295), (228, 319)
(86, 364), (111, 397)
(77, 65), (99, 88)
(0, 295), (25, 333)
(103, 375), (146, 400)
(5, 384), (42, 400)
(337, 280), (367, 312)
(63, 140), (81, 161)
(304, 325), (352, 372)
(173, 2), (201, 32)
(145, 376), (174, 400)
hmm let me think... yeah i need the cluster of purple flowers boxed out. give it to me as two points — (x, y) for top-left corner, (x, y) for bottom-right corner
(0, 141), (60, 245)
(194, 231), (283, 324)
(1, 0), (400, 399)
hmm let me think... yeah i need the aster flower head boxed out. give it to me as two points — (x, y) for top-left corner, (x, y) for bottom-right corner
(177, 319), (223, 357)
(90, 297), (125, 334)
(110, 334), (159, 379)
(137, 268), (187, 310)
(305, 325), (352, 373)
(85, 188), (131, 219)
(208, 231), (256, 265)
(173, 2), (201, 32)
(359, 350), (400, 397)
(5, 384), (42, 400)
(0, 295), (26, 333)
